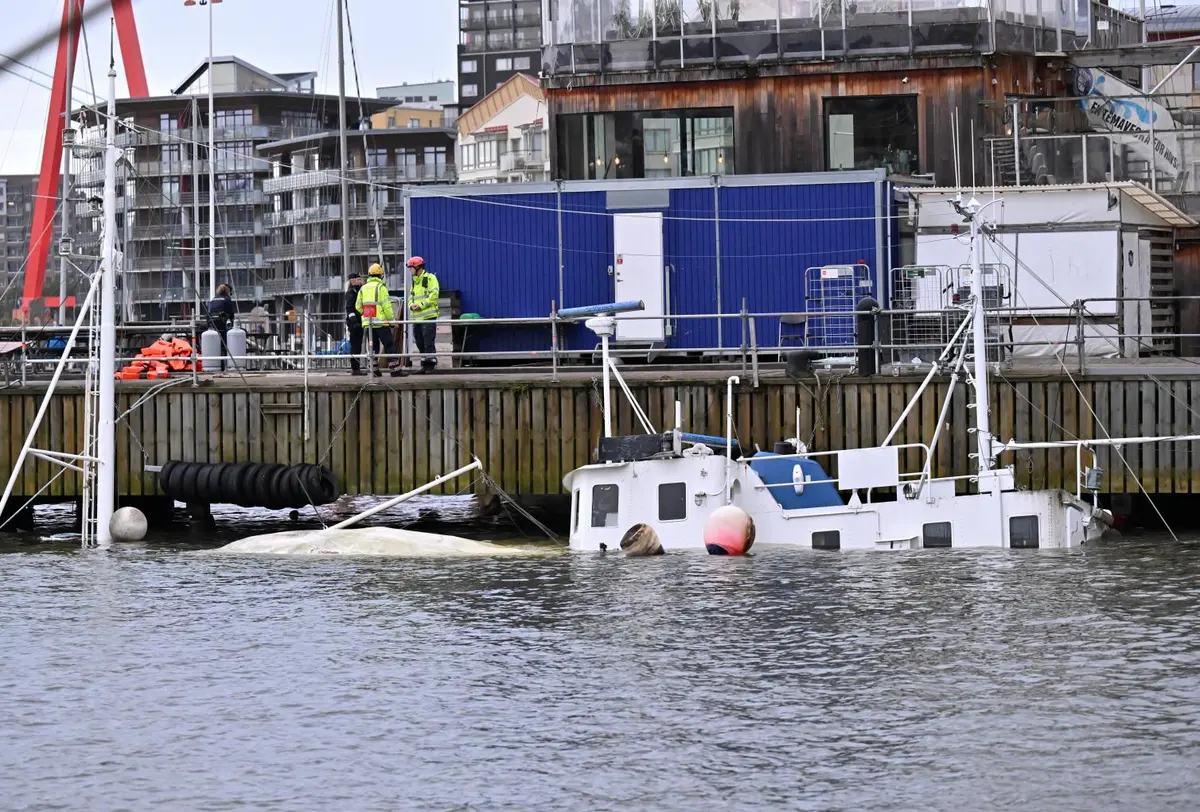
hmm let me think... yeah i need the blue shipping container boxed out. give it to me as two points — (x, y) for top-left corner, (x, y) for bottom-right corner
(406, 170), (892, 356)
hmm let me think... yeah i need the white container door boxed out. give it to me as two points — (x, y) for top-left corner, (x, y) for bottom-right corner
(613, 212), (665, 342)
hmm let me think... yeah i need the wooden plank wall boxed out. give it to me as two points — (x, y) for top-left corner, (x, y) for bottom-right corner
(1, 376), (1198, 501)
(549, 66), (990, 185)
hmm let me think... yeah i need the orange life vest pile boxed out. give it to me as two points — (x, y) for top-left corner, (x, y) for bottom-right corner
(115, 336), (196, 380)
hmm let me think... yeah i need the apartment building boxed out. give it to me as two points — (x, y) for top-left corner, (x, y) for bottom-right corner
(458, 0), (543, 107)
(258, 124), (457, 314)
(456, 74), (549, 184)
(73, 57), (389, 320)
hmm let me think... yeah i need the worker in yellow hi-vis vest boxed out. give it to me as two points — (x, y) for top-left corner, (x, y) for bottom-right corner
(406, 256), (440, 373)
(355, 263), (406, 377)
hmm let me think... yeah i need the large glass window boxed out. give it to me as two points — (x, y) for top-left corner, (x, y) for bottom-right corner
(556, 108), (734, 180)
(824, 95), (919, 174)
(367, 148), (390, 168)
(424, 146), (447, 178)
(397, 149), (418, 179)
(213, 108), (253, 130)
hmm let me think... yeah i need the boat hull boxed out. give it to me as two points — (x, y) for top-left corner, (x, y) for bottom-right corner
(564, 456), (1105, 552)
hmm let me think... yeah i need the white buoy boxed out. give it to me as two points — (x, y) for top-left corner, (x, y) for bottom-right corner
(704, 505), (755, 556)
(109, 506), (148, 542)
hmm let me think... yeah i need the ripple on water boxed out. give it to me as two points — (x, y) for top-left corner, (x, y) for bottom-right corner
(1, 535), (1200, 811)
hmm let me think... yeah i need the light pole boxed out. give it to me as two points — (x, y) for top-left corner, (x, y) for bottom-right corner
(184, 0), (221, 301)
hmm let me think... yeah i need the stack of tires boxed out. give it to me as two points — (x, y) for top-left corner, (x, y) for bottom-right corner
(158, 461), (340, 510)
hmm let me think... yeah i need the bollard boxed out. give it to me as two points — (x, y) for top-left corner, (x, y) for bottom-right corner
(856, 297), (880, 376)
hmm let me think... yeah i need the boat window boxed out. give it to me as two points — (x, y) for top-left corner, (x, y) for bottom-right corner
(922, 522), (952, 548)
(572, 489), (580, 534)
(658, 482), (687, 522)
(1009, 515), (1040, 549)
(812, 530), (840, 550)
(591, 484), (619, 528)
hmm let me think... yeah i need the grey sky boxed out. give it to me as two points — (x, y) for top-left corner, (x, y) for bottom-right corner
(0, 0), (457, 174)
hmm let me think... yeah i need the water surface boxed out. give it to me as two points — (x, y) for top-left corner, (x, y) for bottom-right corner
(2, 528), (1199, 810)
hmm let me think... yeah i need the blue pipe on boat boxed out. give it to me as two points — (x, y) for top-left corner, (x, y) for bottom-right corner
(558, 300), (644, 319)
(681, 432), (738, 448)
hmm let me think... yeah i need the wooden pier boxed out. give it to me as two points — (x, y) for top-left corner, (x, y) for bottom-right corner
(2, 366), (1199, 510)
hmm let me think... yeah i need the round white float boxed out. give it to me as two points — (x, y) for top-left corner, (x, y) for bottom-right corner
(109, 506), (148, 542)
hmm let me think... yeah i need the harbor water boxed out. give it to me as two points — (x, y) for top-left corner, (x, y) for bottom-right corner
(2, 506), (1199, 810)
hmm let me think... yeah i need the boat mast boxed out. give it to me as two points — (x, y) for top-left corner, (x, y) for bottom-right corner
(58, 0), (75, 324)
(336, 0), (352, 282)
(206, 0), (217, 300)
(967, 198), (992, 475)
(95, 57), (119, 547)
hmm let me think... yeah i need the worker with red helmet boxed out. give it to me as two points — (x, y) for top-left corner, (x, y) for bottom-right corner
(406, 256), (440, 373)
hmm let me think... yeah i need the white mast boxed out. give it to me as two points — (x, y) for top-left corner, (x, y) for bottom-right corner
(207, 0), (217, 300)
(336, 0), (352, 281)
(95, 60), (119, 547)
(967, 198), (992, 475)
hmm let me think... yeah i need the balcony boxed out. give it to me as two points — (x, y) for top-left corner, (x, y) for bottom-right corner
(461, 11), (488, 30)
(346, 202), (406, 219)
(263, 204), (343, 228)
(347, 237), (405, 254)
(500, 150), (546, 172)
(263, 170), (342, 194)
(259, 275), (345, 296)
(263, 240), (339, 262)
(540, 0), (1143, 77)
(264, 165), (457, 194)
(130, 224), (186, 241)
(78, 124), (326, 153)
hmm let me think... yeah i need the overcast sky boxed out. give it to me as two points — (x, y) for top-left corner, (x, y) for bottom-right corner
(0, 0), (457, 174)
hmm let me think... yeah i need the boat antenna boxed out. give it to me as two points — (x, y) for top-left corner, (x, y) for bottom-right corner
(950, 194), (999, 477)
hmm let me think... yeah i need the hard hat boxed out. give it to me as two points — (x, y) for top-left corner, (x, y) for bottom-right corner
(368, 263), (384, 276)
(406, 256), (425, 269)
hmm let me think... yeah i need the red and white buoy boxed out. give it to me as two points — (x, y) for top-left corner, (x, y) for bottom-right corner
(704, 505), (755, 556)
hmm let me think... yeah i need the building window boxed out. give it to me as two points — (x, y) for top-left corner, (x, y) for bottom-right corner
(409, 118), (420, 128)
(591, 484), (619, 528)
(824, 95), (919, 174)
(424, 146), (447, 179)
(462, 59), (478, 73)
(397, 148), (418, 179)
(658, 483), (687, 522)
(475, 139), (501, 168)
(462, 84), (479, 98)
(159, 114), (179, 132)
(556, 108), (734, 181)
(161, 178), (180, 206)
(281, 110), (319, 131)
(366, 148), (389, 168)
(513, 56), (532, 71)
(495, 57), (513, 72)
(212, 108), (252, 130)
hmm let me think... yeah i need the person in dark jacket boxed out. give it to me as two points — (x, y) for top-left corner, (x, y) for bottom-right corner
(207, 283), (235, 347)
(345, 273), (365, 375)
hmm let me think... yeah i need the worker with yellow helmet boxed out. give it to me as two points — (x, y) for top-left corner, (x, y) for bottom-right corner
(355, 263), (406, 377)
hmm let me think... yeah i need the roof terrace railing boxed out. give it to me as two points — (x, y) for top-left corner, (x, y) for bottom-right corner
(540, 0), (1143, 76)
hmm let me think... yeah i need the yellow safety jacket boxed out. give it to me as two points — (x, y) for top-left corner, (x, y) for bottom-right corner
(410, 271), (440, 321)
(355, 278), (394, 326)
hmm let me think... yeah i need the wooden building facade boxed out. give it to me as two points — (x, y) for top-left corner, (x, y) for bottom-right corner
(547, 54), (1061, 186)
